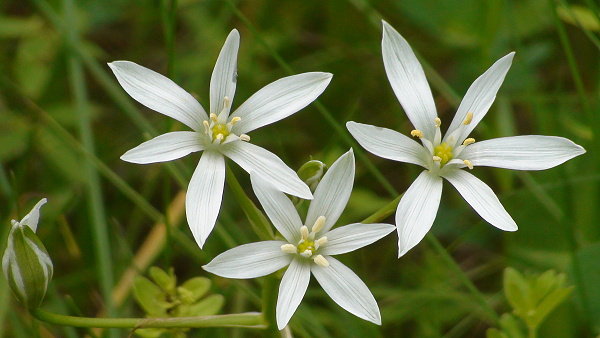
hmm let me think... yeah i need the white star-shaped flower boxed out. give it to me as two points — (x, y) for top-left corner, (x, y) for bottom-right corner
(110, 29), (333, 248)
(203, 149), (395, 329)
(347, 21), (586, 257)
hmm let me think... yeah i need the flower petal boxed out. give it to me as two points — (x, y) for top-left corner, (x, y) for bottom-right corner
(108, 61), (206, 130)
(231, 72), (333, 134)
(442, 169), (517, 231)
(347, 121), (430, 168)
(382, 21), (437, 140)
(202, 241), (291, 279)
(276, 258), (311, 329)
(210, 29), (240, 116)
(220, 141), (312, 199)
(120, 131), (203, 164)
(444, 53), (514, 145)
(396, 171), (443, 257)
(319, 223), (395, 256)
(251, 174), (303, 243)
(20, 198), (48, 232)
(459, 135), (586, 170)
(311, 256), (381, 325)
(186, 151), (226, 248)
(305, 149), (354, 234)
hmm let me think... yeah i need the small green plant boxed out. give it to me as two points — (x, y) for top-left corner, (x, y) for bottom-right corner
(487, 267), (574, 338)
(132, 266), (225, 337)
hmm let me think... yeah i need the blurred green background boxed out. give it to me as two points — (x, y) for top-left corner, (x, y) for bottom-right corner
(1, 0), (598, 336)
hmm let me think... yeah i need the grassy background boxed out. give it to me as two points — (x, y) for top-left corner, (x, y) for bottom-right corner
(1, 0), (598, 336)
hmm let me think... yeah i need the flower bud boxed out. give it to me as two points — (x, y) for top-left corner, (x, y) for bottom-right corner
(297, 160), (327, 192)
(2, 198), (53, 309)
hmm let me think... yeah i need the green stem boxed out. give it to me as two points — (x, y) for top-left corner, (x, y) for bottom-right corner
(225, 166), (274, 241)
(261, 275), (281, 337)
(361, 195), (401, 224)
(30, 308), (266, 329)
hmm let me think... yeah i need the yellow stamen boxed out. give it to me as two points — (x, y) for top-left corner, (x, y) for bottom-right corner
(313, 255), (329, 267)
(210, 113), (218, 122)
(239, 134), (250, 142)
(463, 160), (473, 169)
(281, 244), (297, 254)
(223, 96), (231, 108)
(300, 249), (313, 258)
(211, 124), (230, 141)
(411, 130), (424, 139)
(434, 118), (441, 128)
(463, 112), (473, 125)
(315, 237), (328, 248)
(230, 117), (241, 125)
(312, 216), (326, 233)
(300, 226), (309, 240)
(462, 138), (475, 146)
(433, 156), (442, 162)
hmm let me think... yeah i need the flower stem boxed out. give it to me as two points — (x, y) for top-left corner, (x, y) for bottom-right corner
(261, 275), (281, 337)
(361, 195), (401, 224)
(30, 308), (266, 329)
(225, 166), (274, 241)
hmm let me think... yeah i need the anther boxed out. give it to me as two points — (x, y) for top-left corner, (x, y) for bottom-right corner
(230, 117), (241, 125)
(215, 133), (224, 141)
(463, 160), (473, 169)
(315, 237), (328, 249)
(300, 226), (309, 240)
(411, 130), (424, 139)
(313, 255), (329, 267)
(434, 118), (441, 128)
(203, 120), (210, 133)
(239, 134), (250, 142)
(281, 244), (297, 254)
(462, 138), (475, 146)
(223, 96), (231, 108)
(463, 112), (473, 125)
(312, 216), (326, 233)
(210, 113), (218, 122)
(433, 156), (442, 162)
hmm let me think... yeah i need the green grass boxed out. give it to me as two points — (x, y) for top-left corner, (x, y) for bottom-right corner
(1, 0), (598, 336)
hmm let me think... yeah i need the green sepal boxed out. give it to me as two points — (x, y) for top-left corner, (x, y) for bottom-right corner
(297, 159), (327, 192)
(2, 223), (53, 309)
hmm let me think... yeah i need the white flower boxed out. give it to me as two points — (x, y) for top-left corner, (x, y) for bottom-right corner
(203, 150), (395, 329)
(347, 21), (586, 258)
(109, 29), (333, 248)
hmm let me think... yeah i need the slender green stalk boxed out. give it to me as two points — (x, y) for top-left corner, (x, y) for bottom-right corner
(361, 195), (401, 224)
(225, 165), (274, 241)
(63, 0), (116, 331)
(261, 275), (281, 337)
(30, 308), (266, 329)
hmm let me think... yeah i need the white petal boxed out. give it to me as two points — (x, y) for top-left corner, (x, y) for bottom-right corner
(251, 175), (304, 243)
(210, 29), (240, 116)
(19, 198), (48, 232)
(186, 151), (226, 248)
(276, 258), (311, 329)
(458, 135), (586, 170)
(231, 72), (333, 134)
(220, 141), (312, 199)
(382, 21), (437, 140)
(442, 169), (517, 231)
(203, 241), (291, 279)
(396, 171), (443, 257)
(319, 223), (395, 256)
(120, 131), (203, 164)
(444, 53), (514, 145)
(311, 256), (381, 325)
(347, 121), (430, 168)
(108, 61), (206, 130)
(305, 149), (354, 234)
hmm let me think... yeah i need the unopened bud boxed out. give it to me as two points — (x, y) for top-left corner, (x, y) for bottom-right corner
(297, 160), (327, 192)
(2, 199), (53, 309)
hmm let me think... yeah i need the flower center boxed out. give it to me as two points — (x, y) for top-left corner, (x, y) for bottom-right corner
(433, 142), (453, 166)
(211, 124), (230, 141)
(280, 215), (330, 267)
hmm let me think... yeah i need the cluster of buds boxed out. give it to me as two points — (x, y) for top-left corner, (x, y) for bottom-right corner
(2, 199), (53, 309)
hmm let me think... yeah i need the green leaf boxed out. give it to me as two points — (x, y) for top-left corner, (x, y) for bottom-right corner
(188, 294), (225, 316)
(149, 267), (176, 294)
(503, 267), (530, 314)
(178, 277), (211, 304)
(528, 286), (573, 328)
(557, 5), (600, 32)
(132, 276), (170, 316)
